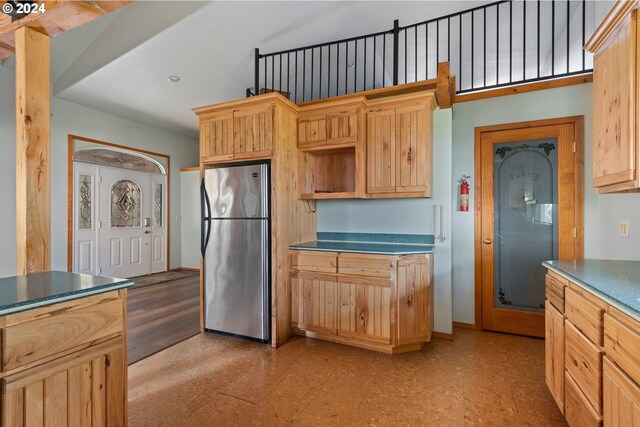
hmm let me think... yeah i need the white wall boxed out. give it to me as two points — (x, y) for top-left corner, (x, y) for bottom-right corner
(317, 108), (454, 334)
(451, 83), (640, 325)
(180, 170), (201, 269)
(0, 63), (199, 277)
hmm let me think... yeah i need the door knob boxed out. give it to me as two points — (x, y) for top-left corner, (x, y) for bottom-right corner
(483, 238), (492, 244)
(144, 230), (151, 234)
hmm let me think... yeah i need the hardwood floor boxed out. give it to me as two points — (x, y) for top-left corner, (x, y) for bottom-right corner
(127, 272), (200, 364)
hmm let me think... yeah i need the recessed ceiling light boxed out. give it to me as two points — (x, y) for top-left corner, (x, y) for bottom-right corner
(168, 75), (181, 83)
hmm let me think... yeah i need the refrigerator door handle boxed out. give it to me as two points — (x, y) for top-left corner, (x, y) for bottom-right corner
(200, 178), (213, 256)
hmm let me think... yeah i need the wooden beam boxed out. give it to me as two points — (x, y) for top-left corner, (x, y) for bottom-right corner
(435, 62), (453, 108)
(15, 27), (50, 274)
(453, 74), (593, 103)
(0, 1), (131, 60)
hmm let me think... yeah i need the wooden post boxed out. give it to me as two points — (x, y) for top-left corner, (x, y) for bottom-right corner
(15, 27), (50, 275)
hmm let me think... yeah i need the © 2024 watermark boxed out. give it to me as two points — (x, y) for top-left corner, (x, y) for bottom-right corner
(2, 1), (46, 17)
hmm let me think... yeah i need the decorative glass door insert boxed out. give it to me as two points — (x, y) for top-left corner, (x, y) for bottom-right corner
(111, 179), (141, 228)
(493, 139), (558, 313)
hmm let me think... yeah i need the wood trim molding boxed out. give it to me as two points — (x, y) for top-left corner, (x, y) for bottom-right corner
(474, 116), (585, 332)
(454, 74), (593, 104)
(67, 135), (171, 274)
(297, 77), (440, 108)
(180, 167), (200, 172)
(432, 331), (454, 341)
(453, 321), (481, 331)
(585, 0), (638, 53)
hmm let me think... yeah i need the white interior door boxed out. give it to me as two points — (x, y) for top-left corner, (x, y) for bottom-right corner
(99, 167), (150, 278)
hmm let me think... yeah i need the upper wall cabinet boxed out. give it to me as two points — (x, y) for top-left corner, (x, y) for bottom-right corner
(297, 100), (367, 199)
(586, 2), (640, 193)
(366, 93), (436, 198)
(196, 100), (275, 164)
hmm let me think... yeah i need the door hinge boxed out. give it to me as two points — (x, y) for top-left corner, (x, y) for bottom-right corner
(98, 221), (102, 229)
(573, 142), (576, 153)
(98, 267), (102, 274)
(573, 228), (577, 238)
(98, 175), (103, 183)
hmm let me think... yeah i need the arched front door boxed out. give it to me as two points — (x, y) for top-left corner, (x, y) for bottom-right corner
(72, 149), (168, 278)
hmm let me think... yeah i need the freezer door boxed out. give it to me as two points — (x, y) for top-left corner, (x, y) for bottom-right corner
(204, 164), (268, 219)
(204, 218), (269, 340)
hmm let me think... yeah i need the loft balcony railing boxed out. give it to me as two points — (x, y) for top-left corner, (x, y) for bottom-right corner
(251, 0), (595, 103)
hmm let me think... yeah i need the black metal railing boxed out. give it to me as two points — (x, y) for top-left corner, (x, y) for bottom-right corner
(253, 0), (595, 102)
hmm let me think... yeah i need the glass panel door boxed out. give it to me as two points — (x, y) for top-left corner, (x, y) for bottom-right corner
(493, 139), (558, 313)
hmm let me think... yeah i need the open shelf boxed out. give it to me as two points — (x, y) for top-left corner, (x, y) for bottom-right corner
(299, 146), (357, 199)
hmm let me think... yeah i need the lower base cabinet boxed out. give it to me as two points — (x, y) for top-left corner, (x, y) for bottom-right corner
(291, 251), (433, 354)
(545, 266), (640, 427)
(0, 290), (128, 427)
(545, 300), (565, 413)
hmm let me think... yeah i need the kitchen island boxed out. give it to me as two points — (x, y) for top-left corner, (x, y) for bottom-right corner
(0, 271), (132, 427)
(289, 233), (434, 354)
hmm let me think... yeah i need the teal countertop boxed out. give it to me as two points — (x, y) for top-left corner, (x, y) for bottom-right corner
(290, 232), (435, 255)
(543, 260), (640, 321)
(0, 271), (133, 316)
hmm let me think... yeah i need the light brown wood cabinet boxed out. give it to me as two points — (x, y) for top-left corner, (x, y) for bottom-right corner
(296, 91), (436, 199)
(290, 250), (433, 354)
(544, 265), (640, 427)
(546, 300), (565, 413)
(194, 93), (318, 348)
(585, 2), (640, 193)
(297, 100), (366, 198)
(366, 93), (435, 197)
(0, 291), (128, 427)
(197, 100), (274, 164)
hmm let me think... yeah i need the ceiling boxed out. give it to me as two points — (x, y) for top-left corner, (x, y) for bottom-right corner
(1, 1), (611, 139)
(8, 1), (491, 138)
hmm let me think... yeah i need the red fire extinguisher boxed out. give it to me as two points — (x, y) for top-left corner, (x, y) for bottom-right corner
(459, 175), (470, 212)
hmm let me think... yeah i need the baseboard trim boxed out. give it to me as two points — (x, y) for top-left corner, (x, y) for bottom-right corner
(169, 268), (200, 273)
(453, 321), (480, 330)
(432, 331), (454, 341)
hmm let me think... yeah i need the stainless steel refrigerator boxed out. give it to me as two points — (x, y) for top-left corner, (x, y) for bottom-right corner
(201, 163), (270, 342)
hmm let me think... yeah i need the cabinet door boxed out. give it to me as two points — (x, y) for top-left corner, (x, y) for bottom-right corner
(603, 356), (640, 427)
(367, 108), (396, 193)
(397, 259), (432, 345)
(326, 110), (359, 145)
(546, 300), (565, 414)
(233, 105), (273, 159)
(396, 104), (431, 194)
(291, 272), (337, 334)
(200, 112), (234, 163)
(298, 114), (327, 148)
(338, 278), (391, 344)
(1, 348), (125, 427)
(592, 14), (637, 191)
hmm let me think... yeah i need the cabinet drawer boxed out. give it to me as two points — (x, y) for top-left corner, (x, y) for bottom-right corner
(2, 296), (124, 372)
(565, 371), (603, 427)
(546, 273), (566, 313)
(603, 356), (640, 427)
(604, 310), (640, 386)
(290, 251), (337, 273)
(338, 254), (392, 278)
(565, 286), (606, 346)
(565, 320), (603, 415)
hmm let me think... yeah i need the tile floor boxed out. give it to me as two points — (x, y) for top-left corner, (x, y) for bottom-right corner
(128, 329), (566, 427)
